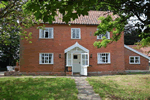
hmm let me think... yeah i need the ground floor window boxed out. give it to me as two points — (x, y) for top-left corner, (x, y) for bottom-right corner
(97, 53), (110, 64)
(129, 56), (140, 64)
(39, 53), (53, 64)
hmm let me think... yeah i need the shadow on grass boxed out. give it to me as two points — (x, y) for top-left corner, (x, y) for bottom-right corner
(0, 78), (78, 100)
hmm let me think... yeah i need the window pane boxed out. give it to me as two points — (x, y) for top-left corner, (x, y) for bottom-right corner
(48, 29), (52, 38)
(68, 53), (71, 59)
(82, 55), (85, 59)
(130, 57), (134, 60)
(105, 33), (108, 38)
(99, 34), (102, 39)
(135, 59), (139, 63)
(45, 54), (48, 56)
(45, 32), (48, 38)
(130, 59), (134, 63)
(86, 60), (88, 65)
(72, 29), (75, 38)
(42, 30), (44, 38)
(102, 53), (105, 56)
(76, 29), (79, 38)
(45, 57), (48, 63)
(86, 55), (88, 59)
(102, 57), (105, 62)
(68, 60), (71, 65)
(49, 56), (52, 63)
(135, 57), (139, 60)
(42, 54), (44, 57)
(42, 60), (44, 63)
(82, 60), (85, 65)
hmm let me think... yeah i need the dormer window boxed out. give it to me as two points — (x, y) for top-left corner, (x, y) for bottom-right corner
(71, 28), (81, 39)
(39, 28), (53, 39)
(97, 29), (110, 39)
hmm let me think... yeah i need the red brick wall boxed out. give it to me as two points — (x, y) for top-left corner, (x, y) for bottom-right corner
(20, 24), (125, 73)
(124, 48), (149, 70)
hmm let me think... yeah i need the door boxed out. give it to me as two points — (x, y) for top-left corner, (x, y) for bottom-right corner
(73, 54), (81, 73)
(81, 53), (89, 76)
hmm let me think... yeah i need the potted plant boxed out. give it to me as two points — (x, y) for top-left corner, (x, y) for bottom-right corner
(15, 60), (20, 72)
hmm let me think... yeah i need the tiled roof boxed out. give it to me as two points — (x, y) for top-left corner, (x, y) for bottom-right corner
(41, 11), (118, 25)
(127, 45), (150, 57)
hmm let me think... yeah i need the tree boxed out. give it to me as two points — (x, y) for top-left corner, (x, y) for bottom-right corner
(124, 24), (142, 45)
(0, 0), (38, 66)
(24, 0), (150, 48)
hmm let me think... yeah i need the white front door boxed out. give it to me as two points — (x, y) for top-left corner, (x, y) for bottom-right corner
(73, 54), (81, 73)
(81, 53), (89, 76)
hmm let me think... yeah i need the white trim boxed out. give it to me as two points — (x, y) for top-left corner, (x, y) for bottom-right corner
(64, 42), (89, 53)
(39, 53), (54, 64)
(39, 27), (54, 39)
(129, 56), (140, 64)
(71, 28), (81, 39)
(124, 45), (150, 60)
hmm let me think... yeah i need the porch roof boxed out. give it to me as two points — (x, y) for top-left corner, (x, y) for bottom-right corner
(64, 42), (89, 53)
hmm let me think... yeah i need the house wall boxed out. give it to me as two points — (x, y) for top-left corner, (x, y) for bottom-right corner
(20, 24), (125, 74)
(124, 48), (149, 70)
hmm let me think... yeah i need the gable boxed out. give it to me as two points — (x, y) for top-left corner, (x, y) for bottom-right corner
(64, 42), (89, 53)
(124, 45), (150, 60)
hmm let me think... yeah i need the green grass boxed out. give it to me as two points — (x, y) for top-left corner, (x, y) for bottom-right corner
(0, 77), (78, 100)
(87, 75), (150, 100)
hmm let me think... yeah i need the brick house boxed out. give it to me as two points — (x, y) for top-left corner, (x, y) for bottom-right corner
(20, 11), (150, 76)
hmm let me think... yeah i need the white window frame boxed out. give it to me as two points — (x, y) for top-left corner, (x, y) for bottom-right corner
(71, 28), (81, 39)
(129, 56), (140, 64)
(97, 53), (111, 64)
(97, 29), (110, 39)
(39, 27), (54, 39)
(39, 53), (54, 64)
(66, 53), (72, 66)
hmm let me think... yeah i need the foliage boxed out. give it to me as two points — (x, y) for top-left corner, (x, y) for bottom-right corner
(87, 75), (150, 100)
(0, 0), (41, 65)
(24, 0), (150, 49)
(124, 24), (142, 45)
(0, 78), (78, 100)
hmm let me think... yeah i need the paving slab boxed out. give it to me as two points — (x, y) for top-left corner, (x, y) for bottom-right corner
(72, 77), (101, 100)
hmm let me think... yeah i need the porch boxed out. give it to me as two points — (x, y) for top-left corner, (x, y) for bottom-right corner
(64, 42), (89, 76)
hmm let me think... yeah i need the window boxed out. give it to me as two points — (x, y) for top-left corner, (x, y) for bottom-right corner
(97, 30), (110, 39)
(82, 54), (89, 65)
(74, 55), (78, 59)
(39, 53), (54, 64)
(97, 53), (110, 64)
(129, 56), (140, 64)
(71, 28), (81, 39)
(39, 28), (53, 39)
(67, 53), (72, 66)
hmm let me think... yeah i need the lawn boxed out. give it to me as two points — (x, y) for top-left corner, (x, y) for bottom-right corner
(87, 75), (150, 100)
(0, 77), (78, 100)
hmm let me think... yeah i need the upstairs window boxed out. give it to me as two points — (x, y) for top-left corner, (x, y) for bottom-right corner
(39, 28), (53, 39)
(97, 30), (110, 39)
(71, 28), (81, 39)
(97, 53), (111, 64)
(129, 56), (140, 64)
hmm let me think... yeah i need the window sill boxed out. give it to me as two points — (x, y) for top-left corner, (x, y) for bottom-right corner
(71, 38), (81, 39)
(39, 38), (54, 39)
(97, 63), (111, 64)
(39, 63), (54, 65)
(129, 63), (140, 64)
(97, 39), (110, 40)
